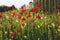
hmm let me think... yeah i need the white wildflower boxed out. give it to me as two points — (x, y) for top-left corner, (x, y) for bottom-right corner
(38, 25), (40, 28)
(38, 38), (40, 40)
(41, 16), (43, 19)
(10, 31), (13, 34)
(16, 20), (19, 22)
(5, 31), (8, 34)
(51, 23), (55, 27)
(6, 16), (9, 19)
(9, 39), (12, 40)
(24, 36), (27, 38)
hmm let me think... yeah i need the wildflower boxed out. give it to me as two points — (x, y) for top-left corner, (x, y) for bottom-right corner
(21, 17), (26, 21)
(0, 12), (2, 18)
(36, 3), (41, 7)
(5, 31), (8, 34)
(10, 31), (13, 34)
(19, 11), (23, 15)
(24, 36), (27, 38)
(31, 20), (35, 23)
(18, 15), (22, 19)
(29, 9), (33, 12)
(16, 20), (19, 22)
(36, 16), (41, 19)
(51, 23), (55, 27)
(9, 39), (12, 40)
(11, 32), (16, 37)
(22, 23), (25, 27)
(38, 25), (40, 28)
(27, 14), (31, 18)
(11, 12), (16, 17)
(12, 5), (15, 9)
(17, 28), (21, 32)
(33, 8), (38, 13)
(21, 9), (26, 13)
(6, 16), (9, 19)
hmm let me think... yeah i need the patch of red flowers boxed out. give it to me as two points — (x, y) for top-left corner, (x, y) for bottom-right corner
(11, 12), (16, 17)
(29, 9), (33, 12)
(31, 20), (35, 23)
(21, 17), (26, 21)
(22, 23), (25, 27)
(36, 3), (41, 7)
(19, 11), (23, 15)
(20, 9), (26, 15)
(36, 16), (41, 19)
(27, 14), (31, 18)
(33, 8), (38, 13)
(17, 28), (21, 32)
(18, 15), (22, 19)
(21, 9), (26, 13)
(0, 12), (2, 18)
(11, 32), (16, 37)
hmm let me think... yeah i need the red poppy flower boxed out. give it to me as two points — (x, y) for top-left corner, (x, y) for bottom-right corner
(33, 8), (38, 13)
(19, 11), (23, 15)
(0, 12), (2, 18)
(21, 17), (26, 21)
(12, 5), (15, 9)
(36, 3), (41, 7)
(11, 12), (16, 17)
(27, 14), (31, 18)
(36, 16), (41, 19)
(22, 23), (25, 27)
(29, 9), (33, 12)
(17, 28), (21, 32)
(31, 20), (35, 23)
(18, 15), (22, 19)
(21, 9), (26, 13)
(11, 32), (16, 37)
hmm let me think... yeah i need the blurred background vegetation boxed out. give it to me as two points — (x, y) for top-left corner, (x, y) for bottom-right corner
(33, 0), (60, 13)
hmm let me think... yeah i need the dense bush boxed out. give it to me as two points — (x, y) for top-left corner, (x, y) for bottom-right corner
(0, 5), (17, 12)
